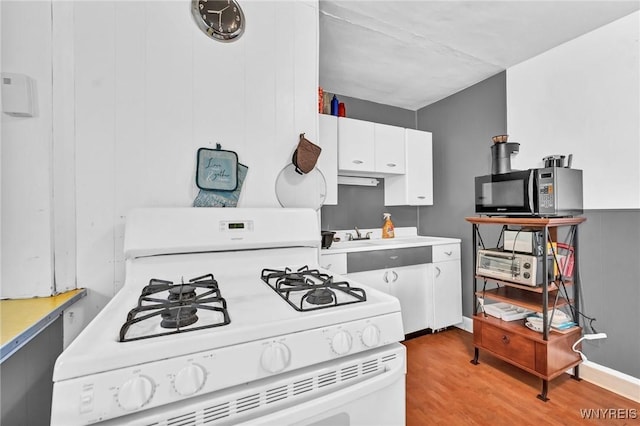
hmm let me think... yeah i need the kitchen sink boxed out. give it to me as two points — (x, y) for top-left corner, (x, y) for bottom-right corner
(329, 240), (373, 249)
(328, 236), (450, 251)
(365, 236), (449, 245)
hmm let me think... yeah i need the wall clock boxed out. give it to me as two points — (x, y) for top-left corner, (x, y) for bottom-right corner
(192, 0), (245, 42)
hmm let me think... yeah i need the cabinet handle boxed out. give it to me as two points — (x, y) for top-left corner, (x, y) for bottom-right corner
(391, 271), (398, 282)
(417, 196), (426, 199)
(502, 335), (510, 344)
(352, 160), (363, 164)
(323, 264), (332, 269)
(383, 271), (389, 283)
(386, 163), (396, 167)
(389, 255), (398, 260)
(445, 251), (453, 256)
(435, 266), (441, 277)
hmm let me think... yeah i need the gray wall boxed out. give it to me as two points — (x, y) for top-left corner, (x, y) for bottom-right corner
(327, 73), (640, 378)
(577, 210), (640, 377)
(1, 316), (63, 425)
(416, 72), (507, 325)
(417, 72), (640, 378)
(327, 94), (417, 128)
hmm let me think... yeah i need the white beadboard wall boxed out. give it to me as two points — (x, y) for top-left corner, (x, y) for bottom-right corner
(69, 0), (319, 340)
(2, 1), (319, 343)
(1, 1), (55, 298)
(507, 11), (640, 209)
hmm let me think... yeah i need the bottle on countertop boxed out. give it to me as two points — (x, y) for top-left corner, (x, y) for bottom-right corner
(382, 213), (395, 239)
(330, 95), (339, 116)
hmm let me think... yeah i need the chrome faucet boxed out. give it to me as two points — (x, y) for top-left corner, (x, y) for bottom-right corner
(347, 227), (371, 240)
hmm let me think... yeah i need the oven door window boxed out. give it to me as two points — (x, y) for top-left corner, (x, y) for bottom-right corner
(480, 253), (521, 275)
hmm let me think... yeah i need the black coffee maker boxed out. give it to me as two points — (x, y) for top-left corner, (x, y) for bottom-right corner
(491, 137), (520, 174)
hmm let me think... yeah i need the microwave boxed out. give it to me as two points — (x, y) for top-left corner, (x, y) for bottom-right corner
(475, 167), (583, 217)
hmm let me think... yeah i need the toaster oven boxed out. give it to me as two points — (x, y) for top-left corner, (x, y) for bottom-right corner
(476, 248), (553, 286)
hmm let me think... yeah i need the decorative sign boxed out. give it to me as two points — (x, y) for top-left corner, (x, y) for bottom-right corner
(196, 146), (238, 191)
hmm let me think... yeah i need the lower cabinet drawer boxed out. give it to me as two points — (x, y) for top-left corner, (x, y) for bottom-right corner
(480, 322), (536, 371)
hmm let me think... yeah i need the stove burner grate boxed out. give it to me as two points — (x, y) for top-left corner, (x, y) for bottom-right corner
(261, 265), (366, 312)
(119, 273), (230, 342)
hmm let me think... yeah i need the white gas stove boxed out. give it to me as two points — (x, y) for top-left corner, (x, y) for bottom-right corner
(51, 208), (406, 426)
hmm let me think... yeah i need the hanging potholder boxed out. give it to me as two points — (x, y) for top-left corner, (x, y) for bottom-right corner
(291, 133), (322, 175)
(196, 145), (238, 191)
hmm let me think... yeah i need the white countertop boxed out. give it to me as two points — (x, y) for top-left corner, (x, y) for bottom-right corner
(321, 227), (461, 254)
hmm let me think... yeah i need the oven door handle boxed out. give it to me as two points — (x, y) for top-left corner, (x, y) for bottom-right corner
(235, 347), (406, 426)
(528, 169), (535, 212)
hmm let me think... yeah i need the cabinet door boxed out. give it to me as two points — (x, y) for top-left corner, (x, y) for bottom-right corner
(337, 117), (375, 172)
(374, 123), (405, 174)
(347, 270), (391, 294)
(406, 129), (433, 204)
(349, 264), (431, 335)
(318, 114), (338, 205)
(432, 260), (462, 330)
(384, 129), (433, 206)
(389, 264), (431, 335)
(319, 253), (347, 275)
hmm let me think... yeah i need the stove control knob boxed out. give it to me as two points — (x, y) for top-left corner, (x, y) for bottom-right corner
(173, 364), (206, 396)
(117, 375), (154, 411)
(261, 342), (291, 373)
(361, 325), (381, 348)
(331, 330), (353, 355)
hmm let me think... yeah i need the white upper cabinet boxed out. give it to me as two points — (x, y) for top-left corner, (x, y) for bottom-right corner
(384, 129), (433, 206)
(374, 123), (406, 174)
(337, 117), (375, 173)
(338, 117), (405, 176)
(318, 114), (338, 205)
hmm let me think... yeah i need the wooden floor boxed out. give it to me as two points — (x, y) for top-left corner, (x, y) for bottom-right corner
(403, 328), (640, 425)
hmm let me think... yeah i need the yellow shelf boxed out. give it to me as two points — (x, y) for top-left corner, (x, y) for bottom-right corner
(1, 288), (87, 362)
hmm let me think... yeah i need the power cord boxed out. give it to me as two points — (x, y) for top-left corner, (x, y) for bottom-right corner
(572, 333), (607, 362)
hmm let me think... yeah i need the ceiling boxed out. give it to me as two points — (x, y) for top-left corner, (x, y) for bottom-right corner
(319, 1), (640, 110)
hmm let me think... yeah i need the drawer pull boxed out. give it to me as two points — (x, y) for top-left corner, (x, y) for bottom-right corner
(417, 196), (426, 199)
(389, 256), (398, 260)
(352, 160), (363, 164)
(386, 163), (396, 167)
(502, 335), (510, 344)
(445, 251), (453, 256)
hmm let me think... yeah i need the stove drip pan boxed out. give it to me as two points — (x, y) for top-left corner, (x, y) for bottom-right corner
(160, 306), (199, 329)
(303, 287), (336, 306)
